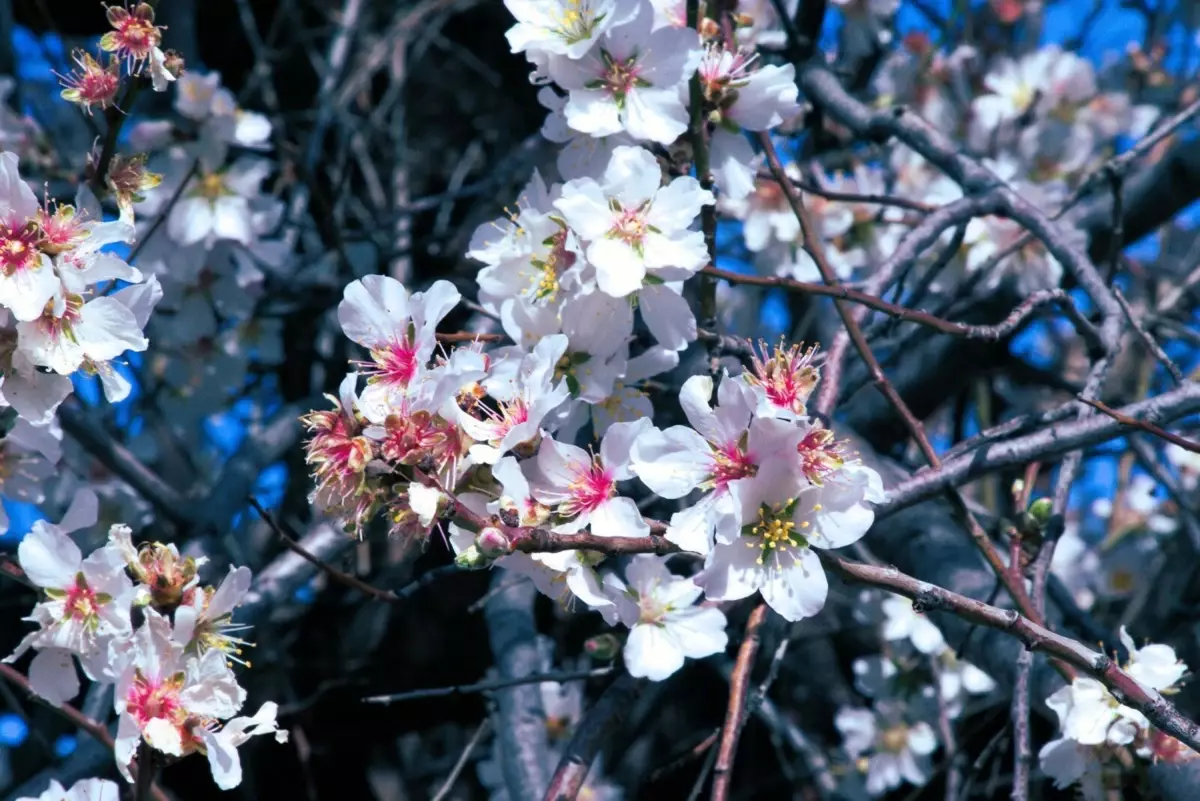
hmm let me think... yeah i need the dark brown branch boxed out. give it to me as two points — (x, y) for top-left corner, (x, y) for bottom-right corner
(543, 673), (644, 801)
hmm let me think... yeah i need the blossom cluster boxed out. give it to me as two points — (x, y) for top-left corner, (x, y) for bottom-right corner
(5, 490), (285, 790)
(1038, 629), (1190, 799)
(305, 264), (883, 682)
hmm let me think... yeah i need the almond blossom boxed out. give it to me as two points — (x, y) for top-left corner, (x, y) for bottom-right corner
(631, 373), (794, 554)
(1118, 626), (1187, 693)
(337, 276), (462, 417)
(607, 555), (728, 680)
(554, 145), (713, 297)
(528, 418), (652, 538)
(113, 610), (246, 782)
(545, 6), (701, 143)
(695, 456), (881, 621)
(505, 0), (640, 60)
(5, 497), (134, 706)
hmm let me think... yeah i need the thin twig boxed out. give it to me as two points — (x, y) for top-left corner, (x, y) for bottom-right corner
(929, 655), (963, 801)
(431, 718), (492, 801)
(1113, 287), (1185, 385)
(1078, 397), (1200, 454)
(710, 604), (768, 801)
(701, 266), (1100, 350)
(363, 667), (614, 705)
(127, 159), (201, 264)
(248, 497), (402, 603)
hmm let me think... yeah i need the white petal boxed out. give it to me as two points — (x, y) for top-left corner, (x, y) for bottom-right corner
(602, 146), (663, 207)
(600, 417), (652, 479)
(589, 238), (645, 297)
(589, 496), (649, 538)
(639, 283), (696, 351)
(668, 606), (728, 659)
(19, 522), (81, 588)
(694, 538), (763, 602)
(631, 425), (711, 498)
(201, 728), (244, 790)
(907, 721), (938, 755)
(28, 648), (79, 705)
(759, 547), (828, 622)
(625, 623), (685, 681)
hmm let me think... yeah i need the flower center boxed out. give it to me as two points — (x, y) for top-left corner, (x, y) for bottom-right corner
(587, 49), (650, 108)
(637, 592), (669, 624)
(797, 425), (846, 486)
(553, 0), (603, 45)
(37, 206), (88, 256)
(379, 409), (462, 474)
(708, 442), (756, 491)
(36, 294), (85, 342)
(564, 457), (615, 517)
(126, 670), (186, 727)
(63, 574), (102, 621)
(0, 221), (44, 276)
(746, 342), (820, 416)
(191, 172), (231, 202)
(742, 500), (813, 566)
(363, 337), (420, 389)
(879, 725), (910, 753)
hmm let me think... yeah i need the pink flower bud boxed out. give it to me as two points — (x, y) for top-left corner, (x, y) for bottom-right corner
(475, 527), (512, 557)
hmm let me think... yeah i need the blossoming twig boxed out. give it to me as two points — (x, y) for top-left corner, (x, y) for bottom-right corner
(817, 551), (1200, 754)
(0, 665), (171, 801)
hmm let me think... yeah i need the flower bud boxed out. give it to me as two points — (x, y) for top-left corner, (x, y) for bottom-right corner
(1028, 497), (1053, 526)
(454, 545), (491, 571)
(583, 633), (621, 661)
(476, 527), (512, 558)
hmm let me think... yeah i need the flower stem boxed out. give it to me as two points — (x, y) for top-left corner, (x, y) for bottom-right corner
(134, 741), (159, 801)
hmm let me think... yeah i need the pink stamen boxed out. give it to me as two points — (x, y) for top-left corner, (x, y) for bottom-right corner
(709, 442), (756, 491)
(564, 458), (615, 516)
